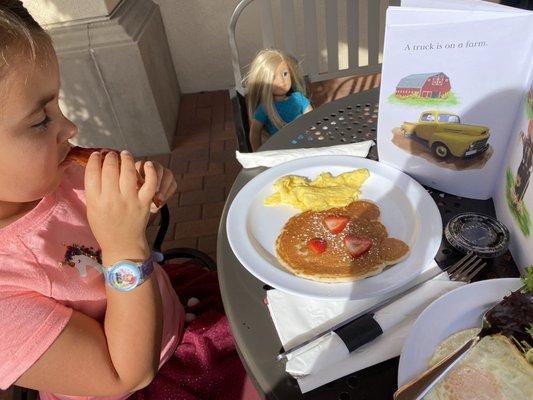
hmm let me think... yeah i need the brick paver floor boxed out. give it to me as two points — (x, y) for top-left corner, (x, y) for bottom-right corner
(146, 73), (381, 262)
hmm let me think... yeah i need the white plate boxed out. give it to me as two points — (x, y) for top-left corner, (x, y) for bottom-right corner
(398, 278), (523, 386)
(226, 155), (442, 300)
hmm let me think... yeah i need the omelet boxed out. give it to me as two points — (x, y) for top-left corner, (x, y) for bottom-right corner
(264, 169), (369, 211)
(425, 331), (533, 400)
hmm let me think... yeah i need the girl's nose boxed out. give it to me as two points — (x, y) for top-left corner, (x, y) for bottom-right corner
(61, 117), (78, 141)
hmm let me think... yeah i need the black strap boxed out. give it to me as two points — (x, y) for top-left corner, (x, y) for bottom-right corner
(334, 313), (383, 352)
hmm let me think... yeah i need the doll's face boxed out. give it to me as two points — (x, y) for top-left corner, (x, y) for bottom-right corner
(272, 61), (292, 98)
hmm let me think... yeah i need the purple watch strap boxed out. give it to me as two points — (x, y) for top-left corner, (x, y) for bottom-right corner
(140, 251), (164, 280)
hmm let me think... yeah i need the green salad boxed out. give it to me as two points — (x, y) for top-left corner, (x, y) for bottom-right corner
(485, 266), (533, 363)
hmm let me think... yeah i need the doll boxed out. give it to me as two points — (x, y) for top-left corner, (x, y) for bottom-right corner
(244, 49), (313, 151)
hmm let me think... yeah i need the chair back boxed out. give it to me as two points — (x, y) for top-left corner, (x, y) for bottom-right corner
(228, 0), (399, 152)
(229, 88), (252, 152)
(228, 0), (400, 96)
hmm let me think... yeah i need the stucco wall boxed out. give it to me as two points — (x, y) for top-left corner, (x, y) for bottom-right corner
(24, 0), (503, 93)
(154, 0), (262, 93)
(155, 0), (501, 93)
(25, 0), (262, 92)
(154, 0), (261, 93)
(154, 0), (384, 93)
(23, 0), (121, 25)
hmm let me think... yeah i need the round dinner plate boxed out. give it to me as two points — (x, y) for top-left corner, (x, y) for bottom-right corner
(397, 278), (523, 386)
(226, 155), (442, 300)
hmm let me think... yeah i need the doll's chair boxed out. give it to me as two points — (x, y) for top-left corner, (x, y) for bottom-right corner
(10, 204), (216, 400)
(228, 0), (400, 152)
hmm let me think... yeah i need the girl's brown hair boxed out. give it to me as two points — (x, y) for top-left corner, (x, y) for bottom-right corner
(0, 0), (53, 79)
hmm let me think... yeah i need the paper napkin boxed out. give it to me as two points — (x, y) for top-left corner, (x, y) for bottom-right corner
(266, 262), (464, 393)
(235, 141), (374, 168)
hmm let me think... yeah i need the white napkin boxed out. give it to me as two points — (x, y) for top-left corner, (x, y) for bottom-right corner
(266, 262), (465, 393)
(236, 141), (374, 168)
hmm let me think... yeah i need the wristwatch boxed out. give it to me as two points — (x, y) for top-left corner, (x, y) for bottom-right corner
(104, 251), (164, 292)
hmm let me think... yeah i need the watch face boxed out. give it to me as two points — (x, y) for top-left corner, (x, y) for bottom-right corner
(108, 263), (141, 292)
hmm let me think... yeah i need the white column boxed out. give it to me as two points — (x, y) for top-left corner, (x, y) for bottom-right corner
(24, 0), (180, 156)
(24, 0), (121, 25)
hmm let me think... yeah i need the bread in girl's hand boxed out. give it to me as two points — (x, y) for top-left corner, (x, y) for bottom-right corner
(66, 146), (163, 207)
(65, 146), (113, 166)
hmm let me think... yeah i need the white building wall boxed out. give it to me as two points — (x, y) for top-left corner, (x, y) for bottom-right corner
(24, 0), (502, 93)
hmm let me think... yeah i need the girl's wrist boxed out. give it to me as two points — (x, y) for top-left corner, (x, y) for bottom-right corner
(102, 241), (151, 266)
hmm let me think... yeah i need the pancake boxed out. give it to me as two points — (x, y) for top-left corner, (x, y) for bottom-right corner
(276, 200), (410, 282)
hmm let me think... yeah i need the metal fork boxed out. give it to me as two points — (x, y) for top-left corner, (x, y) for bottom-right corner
(443, 251), (487, 283)
(276, 252), (487, 361)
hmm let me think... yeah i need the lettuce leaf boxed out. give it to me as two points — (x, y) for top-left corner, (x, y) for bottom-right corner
(522, 266), (533, 293)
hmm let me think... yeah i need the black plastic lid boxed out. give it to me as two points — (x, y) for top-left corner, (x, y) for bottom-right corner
(444, 213), (510, 258)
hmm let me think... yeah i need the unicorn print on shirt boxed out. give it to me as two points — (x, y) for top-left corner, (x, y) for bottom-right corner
(61, 244), (103, 277)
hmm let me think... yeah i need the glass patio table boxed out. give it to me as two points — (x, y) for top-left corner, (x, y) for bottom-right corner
(216, 88), (519, 399)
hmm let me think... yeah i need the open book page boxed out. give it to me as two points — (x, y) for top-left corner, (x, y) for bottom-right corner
(386, 8), (520, 25)
(377, 8), (533, 199)
(493, 70), (533, 273)
(402, 0), (528, 13)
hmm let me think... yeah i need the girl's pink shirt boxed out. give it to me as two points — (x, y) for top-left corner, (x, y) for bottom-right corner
(0, 163), (184, 399)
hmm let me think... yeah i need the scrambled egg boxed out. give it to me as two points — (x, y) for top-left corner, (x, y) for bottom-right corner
(264, 169), (369, 211)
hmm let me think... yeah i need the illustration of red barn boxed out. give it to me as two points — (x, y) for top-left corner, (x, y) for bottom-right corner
(395, 72), (451, 98)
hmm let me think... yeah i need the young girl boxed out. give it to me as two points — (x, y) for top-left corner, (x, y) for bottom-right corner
(245, 49), (313, 151)
(0, 2), (258, 399)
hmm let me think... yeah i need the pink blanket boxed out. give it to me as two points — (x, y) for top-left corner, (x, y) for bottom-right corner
(132, 262), (260, 400)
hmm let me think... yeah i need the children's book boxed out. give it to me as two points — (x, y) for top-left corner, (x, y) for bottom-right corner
(377, 0), (533, 272)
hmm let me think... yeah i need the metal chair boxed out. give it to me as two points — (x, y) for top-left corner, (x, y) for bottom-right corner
(153, 204), (217, 270)
(10, 204), (215, 399)
(228, 0), (399, 152)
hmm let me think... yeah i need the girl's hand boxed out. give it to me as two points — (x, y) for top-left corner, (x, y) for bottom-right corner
(135, 160), (178, 214)
(85, 151), (157, 262)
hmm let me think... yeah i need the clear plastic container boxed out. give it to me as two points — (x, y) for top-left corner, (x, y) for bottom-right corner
(444, 212), (510, 258)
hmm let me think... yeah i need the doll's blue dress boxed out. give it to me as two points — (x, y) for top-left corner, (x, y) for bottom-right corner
(253, 90), (310, 134)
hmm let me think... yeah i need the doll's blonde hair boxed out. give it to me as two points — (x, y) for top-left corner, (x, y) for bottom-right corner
(244, 49), (307, 130)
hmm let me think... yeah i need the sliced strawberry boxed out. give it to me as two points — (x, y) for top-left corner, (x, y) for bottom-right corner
(324, 215), (349, 234)
(307, 238), (327, 255)
(344, 235), (372, 258)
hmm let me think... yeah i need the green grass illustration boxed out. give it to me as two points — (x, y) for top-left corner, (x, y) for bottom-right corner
(388, 92), (460, 107)
(527, 95), (532, 119)
(506, 167), (531, 237)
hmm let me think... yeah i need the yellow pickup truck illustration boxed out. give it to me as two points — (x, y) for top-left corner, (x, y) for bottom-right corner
(401, 111), (490, 159)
